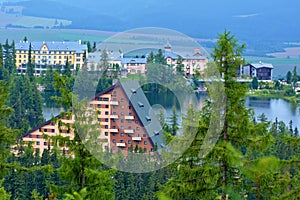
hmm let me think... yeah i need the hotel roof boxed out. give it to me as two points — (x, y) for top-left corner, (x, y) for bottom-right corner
(250, 62), (274, 69)
(119, 80), (163, 149)
(15, 41), (87, 53)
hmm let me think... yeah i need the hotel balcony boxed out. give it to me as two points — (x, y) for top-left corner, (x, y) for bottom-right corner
(110, 115), (118, 119)
(125, 115), (134, 120)
(132, 137), (142, 141)
(116, 143), (126, 147)
(124, 129), (134, 134)
(110, 129), (118, 133)
(110, 101), (119, 106)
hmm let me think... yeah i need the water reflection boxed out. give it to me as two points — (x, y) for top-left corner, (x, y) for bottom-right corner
(42, 91), (300, 127)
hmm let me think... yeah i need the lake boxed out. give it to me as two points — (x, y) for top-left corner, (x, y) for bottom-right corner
(42, 95), (300, 127)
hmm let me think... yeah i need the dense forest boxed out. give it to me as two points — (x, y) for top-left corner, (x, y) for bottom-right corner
(0, 32), (300, 200)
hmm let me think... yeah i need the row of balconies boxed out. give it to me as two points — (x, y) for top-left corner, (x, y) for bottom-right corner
(116, 137), (142, 147)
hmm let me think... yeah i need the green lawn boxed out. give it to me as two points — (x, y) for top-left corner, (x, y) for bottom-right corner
(0, 11), (71, 28)
(0, 28), (109, 42)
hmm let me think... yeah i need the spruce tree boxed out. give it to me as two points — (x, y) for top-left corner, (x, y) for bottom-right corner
(158, 31), (274, 199)
(50, 71), (115, 199)
(26, 43), (35, 81)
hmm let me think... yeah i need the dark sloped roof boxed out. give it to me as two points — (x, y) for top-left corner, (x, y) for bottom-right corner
(22, 114), (59, 138)
(22, 81), (163, 150)
(119, 80), (163, 150)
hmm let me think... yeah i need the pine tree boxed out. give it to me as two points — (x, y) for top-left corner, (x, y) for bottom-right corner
(168, 106), (179, 136)
(158, 31), (274, 199)
(251, 76), (259, 89)
(63, 57), (72, 77)
(26, 43), (35, 81)
(96, 50), (112, 93)
(0, 43), (9, 81)
(50, 71), (115, 199)
(87, 41), (92, 53)
(286, 71), (292, 84)
(292, 66), (298, 90)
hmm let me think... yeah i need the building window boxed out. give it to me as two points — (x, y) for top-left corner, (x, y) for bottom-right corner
(143, 134), (146, 138)
(105, 118), (109, 122)
(128, 105), (132, 109)
(135, 120), (139, 124)
(128, 140), (132, 144)
(105, 111), (109, 115)
(121, 105), (124, 109)
(128, 133), (133, 137)
(120, 133), (124, 137)
(112, 139), (116, 143)
(36, 141), (40, 145)
(121, 119), (124, 123)
(105, 125), (109, 129)
(98, 97), (103, 101)
(105, 132), (108, 136)
(121, 112), (124, 116)
(113, 133), (116, 136)
(144, 141), (147, 145)
(29, 134), (32, 138)
(136, 127), (140, 131)
(105, 105), (109, 108)
(121, 126), (124, 130)
(44, 142), (47, 146)
(36, 135), (40, 138)
(98, 118), (100, 122)
(103, 97), (109, 101)
(121, 98), (124, 102)
(98, 104), (101, 108)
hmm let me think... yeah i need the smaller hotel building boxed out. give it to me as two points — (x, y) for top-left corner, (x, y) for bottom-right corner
(21, 80), (163, 155)
(15, 41), (88, 76)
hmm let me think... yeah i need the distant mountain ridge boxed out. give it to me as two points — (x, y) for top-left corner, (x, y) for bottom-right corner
(2, 0), (300, 43)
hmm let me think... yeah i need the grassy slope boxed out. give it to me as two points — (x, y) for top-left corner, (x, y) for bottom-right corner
(0, 28), (110, 42)
(0, 11), (71, 28)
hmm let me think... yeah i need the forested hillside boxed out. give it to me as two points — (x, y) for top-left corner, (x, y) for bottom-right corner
(0, 32), (300, 199)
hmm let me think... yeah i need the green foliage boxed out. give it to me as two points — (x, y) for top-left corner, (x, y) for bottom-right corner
(26, 43), (35, 81)
(286, 71), (292, 84)
(8, 75), (44, 132)
(0, 179), (11, 200)
(95, 50), (113, 93)
(251, 76), (259, 89)
(292, 66), (298, 89)
(87, 41), (92, 53)
(31, 189), (44, 200)
(168, 106), (179, 136)
(63, 57), (72, 77)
